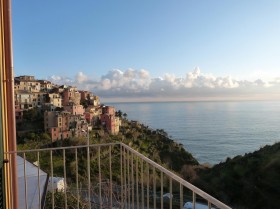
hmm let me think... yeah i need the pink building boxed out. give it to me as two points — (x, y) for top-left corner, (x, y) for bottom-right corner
(102, 106), (115, 115)
(62, 87), (81, 106)
(44, 111), (71, 141)
(49, 127), (70, 141)
(64, 104), (85, 115)
(84, 112), (100, 126)
(100, 106), (119, 135)
(79, 90), (92, 101)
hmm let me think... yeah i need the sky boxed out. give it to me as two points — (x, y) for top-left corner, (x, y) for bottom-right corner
(12, 0), (280, 102)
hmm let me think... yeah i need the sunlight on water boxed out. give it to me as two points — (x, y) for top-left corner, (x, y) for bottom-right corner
(109, 101), (280, 164)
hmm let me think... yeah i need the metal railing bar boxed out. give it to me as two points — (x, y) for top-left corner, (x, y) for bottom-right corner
(37, 152), (41, 209)
(109, 145), (113, 209)
(75, 148), (79, 209)
(131, 153), (134, 208)
(98, 146), (102, 209)
(161, 171), (163, 209)
(193, 191), (196, 209)
(87, 141), (91, 208)
(121, 143), (231, 209)
(23, 153), (28, 209)
(6, 143), (232, 209)
(8, 153), (15, 209)
(153, 166), (156, 209)
(5, 142), (120, 154)
(180, 183), (183, 209)
(120, 145), (123, 209)
(50, 150), (54, 209)
(63, 149), (67, 209)
(123, 148), (127, 209)
(169, 177), (172, 209)
(136, 155), (139, 209)
(127, 150), (130, 209)
(208, 201), (211, 209)
(146, 162), (149, 209)
(141, 158), (144, 209)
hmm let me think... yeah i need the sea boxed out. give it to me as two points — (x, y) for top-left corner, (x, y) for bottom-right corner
(108, 101), (280, 165)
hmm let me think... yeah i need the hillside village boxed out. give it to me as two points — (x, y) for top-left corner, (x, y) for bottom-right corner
(13, 76), (280, 209)
(14, 75), (121, 141)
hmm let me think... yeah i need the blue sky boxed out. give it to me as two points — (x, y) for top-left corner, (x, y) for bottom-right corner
(12, 0), (280, 101)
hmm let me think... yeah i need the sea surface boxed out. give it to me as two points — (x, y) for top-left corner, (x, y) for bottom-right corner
(108, 101), (280, 165)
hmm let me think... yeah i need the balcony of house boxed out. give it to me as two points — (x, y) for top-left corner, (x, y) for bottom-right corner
(5, 143), (232, 209)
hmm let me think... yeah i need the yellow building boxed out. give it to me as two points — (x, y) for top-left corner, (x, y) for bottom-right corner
(14, 76), (41, 92)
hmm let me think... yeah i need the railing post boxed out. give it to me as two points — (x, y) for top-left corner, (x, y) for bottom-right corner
(127, 150), (130, 209)
(50, 150), (54, 209)
(123, 148), (127, 209)
(75, 148), (79, 209)
(87, 142), (91, 208)
(23, 153), (28, 209)
(131, 151), (134, 209)
(193, 191), (196, 209)
(169, 177), (172, 209)
(98, 146), (102, 209)
(153, 167), (156, 209)
(141, 158), (144, 209)
(161, 171), (163, 209)
(120, 145), (123, 209)
(146, 163), (149, 209)
(63, 149), (67, 209)
(180, 183), (183, 209)
(109, 145), (112, 209)
(136, 155), (139, 209)
(37, 152), (41, 208)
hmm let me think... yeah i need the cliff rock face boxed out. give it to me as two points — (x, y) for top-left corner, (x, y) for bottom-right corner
(193, 142), (280, 209)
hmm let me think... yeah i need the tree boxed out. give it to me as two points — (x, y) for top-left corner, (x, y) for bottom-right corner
(81, 99), (89, 109)
(115, 110), (123, 117)
(22, 107), (44, 121)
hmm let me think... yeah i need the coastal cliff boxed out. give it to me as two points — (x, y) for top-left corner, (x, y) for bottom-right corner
(18, 116), (280, 209)
(192, 142), (280, 209)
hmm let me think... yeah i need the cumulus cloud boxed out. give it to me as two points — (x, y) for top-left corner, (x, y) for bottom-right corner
(75, 72), (88, 84)
(48, 67), (280, 101)
(97, 69), (151, 93)
(49, 75), (73, 84)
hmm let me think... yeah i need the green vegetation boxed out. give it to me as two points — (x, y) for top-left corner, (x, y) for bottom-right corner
(111, 119), (198, 171)
(16, 108), (44, 144)
(193, 142), (280, 209)
(17, 115), (280, 209)
(45, 191), (88, 209)
(17, 118), (198, 194)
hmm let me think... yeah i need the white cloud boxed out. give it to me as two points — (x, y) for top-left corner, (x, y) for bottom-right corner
(75, 72), (87, 84)
(49, 75), (73, 84)
(48, 67), (280, 101)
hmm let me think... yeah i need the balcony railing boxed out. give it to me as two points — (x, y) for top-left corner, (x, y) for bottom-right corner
(5, 143), (232, 209)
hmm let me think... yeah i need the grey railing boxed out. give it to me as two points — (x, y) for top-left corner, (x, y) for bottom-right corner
(5, 143), (231, 209)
